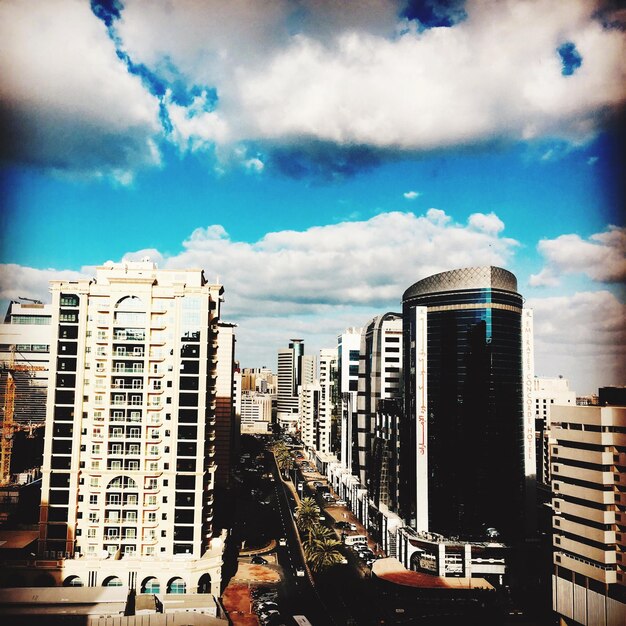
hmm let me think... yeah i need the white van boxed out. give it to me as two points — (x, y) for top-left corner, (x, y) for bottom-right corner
(344, 534), (367, 546)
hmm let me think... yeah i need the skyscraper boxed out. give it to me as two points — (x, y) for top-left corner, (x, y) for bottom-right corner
(276, 339), (313, 433)
(401, 266), (533, 543)
(38, 260), (225, 595)
(337, 328), (361, 471)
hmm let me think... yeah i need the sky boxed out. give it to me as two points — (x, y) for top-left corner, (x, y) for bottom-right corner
(0, 0), (625, 395)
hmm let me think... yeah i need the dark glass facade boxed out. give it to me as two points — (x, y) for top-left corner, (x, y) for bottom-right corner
(401, 267), (526, 543)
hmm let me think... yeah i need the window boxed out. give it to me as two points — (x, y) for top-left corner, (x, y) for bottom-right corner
(87, 528), (96, 538)
(89, 495), (98, 505)
(91, 444), (101, 455)
(90, 477), (100, 488)
(89, 512), (98, 522)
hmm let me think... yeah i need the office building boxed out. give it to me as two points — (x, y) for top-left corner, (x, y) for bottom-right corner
(337, 328), (361, 470)
(0, 300), (52, 425)
(401, 266), (533, 542)
(551, 402), (626, 624)
(299, 382), (322, 451)
(276, 339), (313, 432)
(356, 313), (403, 505)
(38, 260), (225, 595)
(240, 391), (273, 434)
(317, 348), (337, 455)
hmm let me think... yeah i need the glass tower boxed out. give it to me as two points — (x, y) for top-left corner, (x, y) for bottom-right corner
(401, 266), (527, 543)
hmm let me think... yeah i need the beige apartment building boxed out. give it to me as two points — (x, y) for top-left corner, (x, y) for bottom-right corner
(552, 403), (626, 625)
(37, 260), (225, 596)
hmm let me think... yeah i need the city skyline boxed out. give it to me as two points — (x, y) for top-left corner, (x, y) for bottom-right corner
(1, 0), (625, 395)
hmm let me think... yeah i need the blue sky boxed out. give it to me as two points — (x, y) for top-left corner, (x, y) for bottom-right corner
(1, 0), (625, 394)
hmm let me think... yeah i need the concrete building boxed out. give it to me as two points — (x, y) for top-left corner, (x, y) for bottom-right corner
(337, 328), (361, 470)
(317, 348), (337, 455)
(37, 260), (225, 596)
(299, 382), (322, 452)
(277, 339), (313, 432)
(401, 266), (534, 544)
(551, 402), (626, 625)
(534, 376), (577, 486)
(240, 391), (272, 434)
(356, 313), (403, 504)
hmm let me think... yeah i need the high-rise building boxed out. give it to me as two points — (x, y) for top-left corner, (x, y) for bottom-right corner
(401, 266), (533, 543)
(337, 328), (361, 470)
(0, 300), (52, 425)
(356, 313), (403, 511)
(533, 376), (576, 486)
(276, 339), (314, 433)
(240, 391), (273, 434)
(276, 339), (305, 432)
(299, 382), (322, 451)
(551, 402), (626, 624)
(354, 314), (402, 497)
(38, 260), (225, 595)
(318, 348), (337, 455)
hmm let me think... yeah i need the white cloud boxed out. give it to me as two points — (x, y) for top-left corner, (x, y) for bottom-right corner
(403, 191), (420, 200)
(121, 0), (626, 155)
(530, 225), (626, 286)
(0, 0), (162, 178)
(2, 0), (625, 176)
(2, 213), (622, 394)
(529, 290), (626, 393)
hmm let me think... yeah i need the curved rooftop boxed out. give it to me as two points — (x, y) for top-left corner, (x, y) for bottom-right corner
(403, 266), (518, 302)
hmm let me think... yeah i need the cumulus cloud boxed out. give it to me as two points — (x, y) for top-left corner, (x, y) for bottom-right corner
(530, 225), (626, 286)
(529, 290), (626, 393)
(403, 190), (420, 200)
(0, 264), (89, 303)
(0, 0), (162, 178)
(2, 0), (625, 178)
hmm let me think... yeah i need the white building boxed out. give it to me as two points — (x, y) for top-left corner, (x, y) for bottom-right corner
(337, 328), (361, 471)
(276, 339), (304, 432)
(240, 391), (272, 434)
(38, 260), (225, 596)
(299, 382), (322, 451)
(0, 300), (53, 424)
(318, 348), (337, 455)
(551, 402), (626, 625)
(533, 376), (576, 485)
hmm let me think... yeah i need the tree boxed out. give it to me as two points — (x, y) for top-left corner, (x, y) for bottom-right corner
(295, 496), (320, 542)
(270, 441), (292, 478)
(304, 536), (345, 573)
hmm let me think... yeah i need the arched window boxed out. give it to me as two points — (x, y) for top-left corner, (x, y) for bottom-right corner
(107, 476), (137, 490)
(103, 576), (123, 587)
(197, 573), (212, 594)
(141, 577), (160, 594)
(167, 577), (186, 594)
(115, 296), (145, 311)
(63, 575), (84, 587)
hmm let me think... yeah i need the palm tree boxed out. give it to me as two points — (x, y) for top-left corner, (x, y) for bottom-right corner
(295, 497), (320, 541)
(270, 442), (292, 478)
(304, 536), (345, 573)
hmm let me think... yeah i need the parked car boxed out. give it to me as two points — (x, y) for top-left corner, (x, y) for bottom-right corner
(335, 500), (347, 506)
(335, 521), (350, 529)
(251, 555), (268, 565)
(349, 523), (357, 530)
(278, 537), (287, 546)
(295, 568), (305, 577)
(255, 601), (279, 613)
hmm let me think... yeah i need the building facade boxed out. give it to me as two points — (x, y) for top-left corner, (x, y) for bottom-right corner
(337, 328), (361, 471)
(401, 266), (531, 543)
(38, 260), (225, 595)
(240, 391), (273, 434)
(551, 402), (626, 625)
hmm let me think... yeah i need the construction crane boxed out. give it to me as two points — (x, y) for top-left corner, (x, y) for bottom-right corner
(1, 346), (46, 486)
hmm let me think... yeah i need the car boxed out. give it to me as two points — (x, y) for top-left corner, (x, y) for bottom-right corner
(259, 610), (281, 623)
(278, 537), (287, 546)
(335, 521), (350, 529)
(295, 568), (305, 577)
(349, 523), (357, 530)
(335, 500), (347, 506)
(251, 555), (268, 565)
(255, 601), (279, 613)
